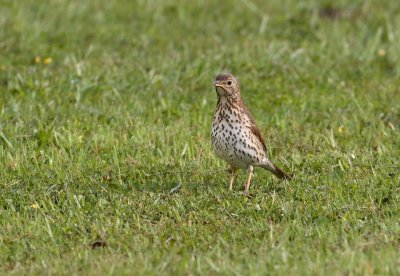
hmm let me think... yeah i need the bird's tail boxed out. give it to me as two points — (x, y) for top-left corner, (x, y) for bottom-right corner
(262, 161), (292, 180)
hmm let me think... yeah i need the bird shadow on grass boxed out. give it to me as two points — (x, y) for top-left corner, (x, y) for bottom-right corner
(102, 167), (292, 197)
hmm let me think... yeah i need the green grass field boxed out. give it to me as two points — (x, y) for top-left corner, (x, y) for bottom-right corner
(1, 0), (400, 274)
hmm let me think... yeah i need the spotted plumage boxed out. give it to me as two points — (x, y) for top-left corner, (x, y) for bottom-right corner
(211, 73), (291, 193)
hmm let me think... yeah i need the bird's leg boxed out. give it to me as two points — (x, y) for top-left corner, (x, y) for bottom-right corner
(228, 167), (237, 191)
(244, 165), (254, 194)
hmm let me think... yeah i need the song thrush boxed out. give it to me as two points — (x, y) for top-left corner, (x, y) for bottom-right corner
(211, 73), (291, 193)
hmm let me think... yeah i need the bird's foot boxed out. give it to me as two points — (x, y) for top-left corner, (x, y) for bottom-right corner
(240, 190), (252, 198)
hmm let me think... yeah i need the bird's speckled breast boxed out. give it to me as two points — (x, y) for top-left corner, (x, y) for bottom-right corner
(211, 98), (267, 169)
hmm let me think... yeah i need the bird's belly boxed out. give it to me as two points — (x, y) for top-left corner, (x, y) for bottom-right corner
(211, 121), (262, 168)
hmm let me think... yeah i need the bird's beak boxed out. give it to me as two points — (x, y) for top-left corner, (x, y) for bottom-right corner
(213, 81), (223, 88)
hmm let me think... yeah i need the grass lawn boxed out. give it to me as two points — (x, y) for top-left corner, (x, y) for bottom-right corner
(1, 0), (400, 274)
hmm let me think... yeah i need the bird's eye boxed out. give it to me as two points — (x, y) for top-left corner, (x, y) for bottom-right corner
(227, 81), (232, 85)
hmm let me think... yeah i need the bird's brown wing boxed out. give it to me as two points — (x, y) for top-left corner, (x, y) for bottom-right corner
(242, 102), (292, 180)
(241, 102), (268, 152)
(250, 123), (268, 152)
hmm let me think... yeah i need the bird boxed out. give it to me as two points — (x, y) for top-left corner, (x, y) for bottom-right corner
(211, 73), (291, 193)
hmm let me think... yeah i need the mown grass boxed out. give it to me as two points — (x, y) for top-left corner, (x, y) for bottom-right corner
(1, 0), (400, 274)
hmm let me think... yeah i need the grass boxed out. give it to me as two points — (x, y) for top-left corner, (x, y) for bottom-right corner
(1, 0), (400, 274)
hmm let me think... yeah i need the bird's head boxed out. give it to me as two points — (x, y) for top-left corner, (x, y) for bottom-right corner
(213, 73), (240, 100)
